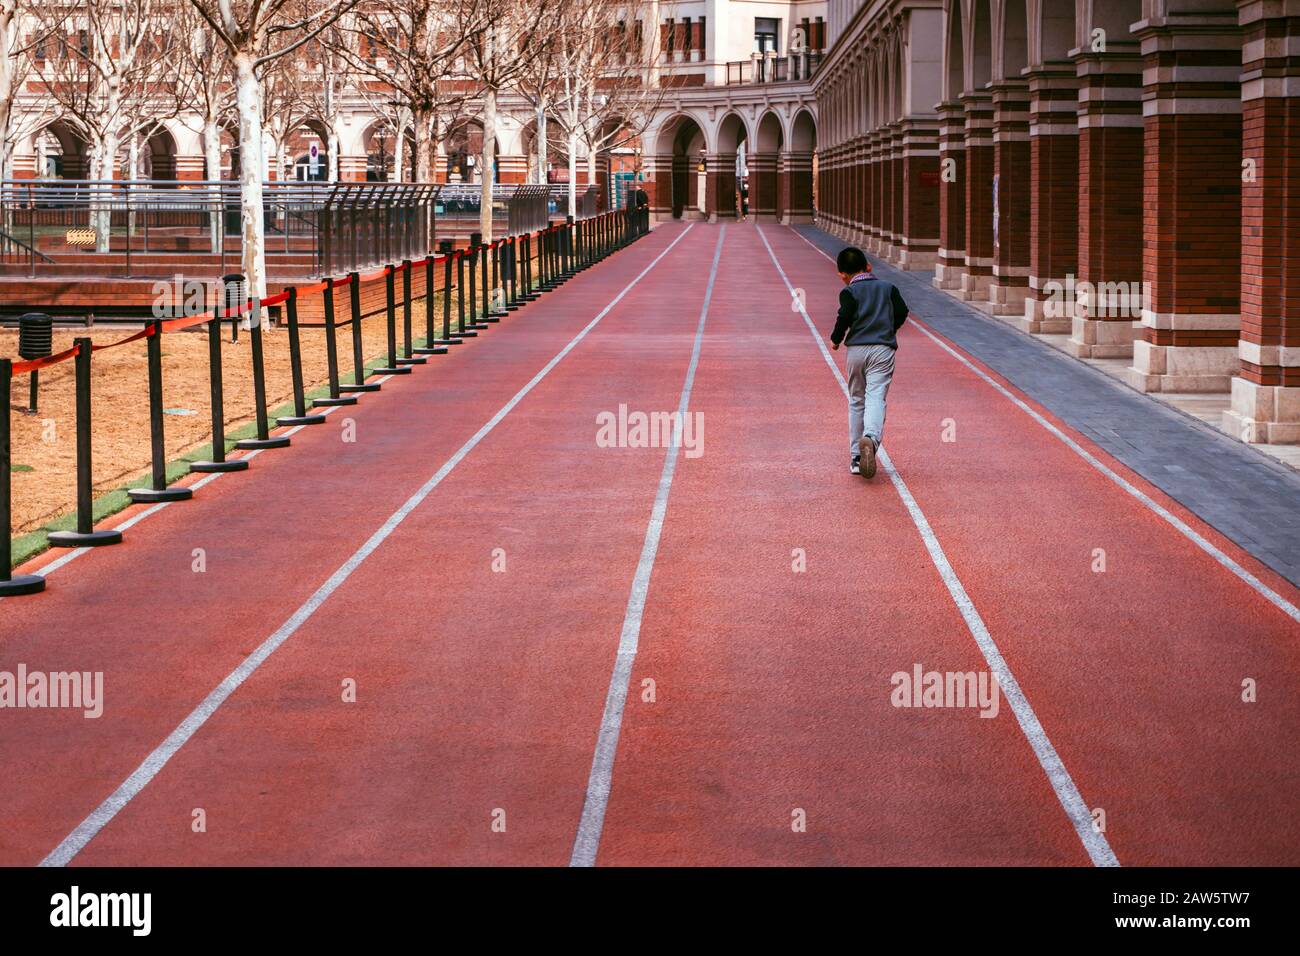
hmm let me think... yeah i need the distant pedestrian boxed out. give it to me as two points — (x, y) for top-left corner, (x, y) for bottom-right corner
(829, 246), (909, 478)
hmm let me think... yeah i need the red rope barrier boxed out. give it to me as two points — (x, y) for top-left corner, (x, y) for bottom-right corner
(12, 343), (80, 375)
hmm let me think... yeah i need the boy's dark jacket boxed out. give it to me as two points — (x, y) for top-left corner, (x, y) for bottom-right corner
(831, 273), (909, 348)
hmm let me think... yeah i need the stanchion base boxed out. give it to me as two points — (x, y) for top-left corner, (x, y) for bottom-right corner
(371, 366), (412, 375)
(505, 305), (521, 311)
(47, 528), (122, 548)
(190, 458), (250, 473)
(0, 574), (44, 596)
(396, 356), (427, 365)
(339, 383), (381, 393)
(128, 485), (194, 503)
(489, 311), (508, 319)
(478, 316), (501, 324)
(449, 331), (478, 339)
(277, 413), (327, 426)
(235, 436), (292, 450)
(428, 338), (461, 346)
(312, 396), (358, 407)
(413, 346), (448, 355)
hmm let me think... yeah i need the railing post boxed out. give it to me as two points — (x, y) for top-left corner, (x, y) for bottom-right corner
(0, 358), (44, 595)
(277, 287), (327, 425)
(128, 321), (196, 501)
(373, 266), (411, 375)
(396, 260), (427, 364)
(190, 301), (252, 471)
(340, 272), (380, 393)
(47, 339), (123, 547)
(313, 277), (357, 407)
(416, 256), (451, 353)
(234, 299), (292, 450)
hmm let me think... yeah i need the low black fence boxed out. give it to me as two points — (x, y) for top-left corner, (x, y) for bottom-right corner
(1, 204), (652, 595)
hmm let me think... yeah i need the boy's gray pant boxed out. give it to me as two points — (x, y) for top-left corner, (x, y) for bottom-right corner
(846, 344), (895, 455)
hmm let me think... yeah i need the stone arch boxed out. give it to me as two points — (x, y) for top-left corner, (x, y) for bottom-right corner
(652, 112), (707, 219)
(945, 0), (966, 102)
(443, 117), (489, 184)
(1081, 0), (1142, 47)
(968, 0), (994, 92)
(1033, 0), (1077, 64)
(35, 121), (87, 179)
(750, 110), (786, 221)
(142, 124), (177, 181)
(998, 0), (1030, 81)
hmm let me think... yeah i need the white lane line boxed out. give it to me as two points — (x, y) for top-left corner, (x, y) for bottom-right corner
(39, 224), (697, 867)
(758, 226), (1120, 868)
(787, 227), (1300, 623)
(570, 226), (727, 867)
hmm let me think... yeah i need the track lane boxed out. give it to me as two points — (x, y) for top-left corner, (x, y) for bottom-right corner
(58, 225), (726, 866)
(0, 222), (691, 866)
(763, 225), (1300, 864)
(592, 223), (1093, 865)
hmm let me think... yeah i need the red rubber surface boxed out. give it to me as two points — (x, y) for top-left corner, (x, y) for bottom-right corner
(1, 221), (1296, 867)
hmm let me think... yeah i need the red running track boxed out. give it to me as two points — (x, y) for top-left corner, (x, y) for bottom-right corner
(0, 221), (1297, 867)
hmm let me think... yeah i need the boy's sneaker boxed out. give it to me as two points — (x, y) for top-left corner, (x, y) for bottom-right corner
(858, 436), (877, 478)
(849, 456), (861, 475)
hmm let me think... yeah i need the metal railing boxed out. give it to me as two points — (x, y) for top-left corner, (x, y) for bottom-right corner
(546, 184), (598, 220)
(435, 183), (553, 238)
(725, 51), (824, 85)
(0, 180), (438, 279)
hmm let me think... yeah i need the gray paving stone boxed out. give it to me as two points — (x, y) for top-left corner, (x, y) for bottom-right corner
(796, 225), (1300, 587)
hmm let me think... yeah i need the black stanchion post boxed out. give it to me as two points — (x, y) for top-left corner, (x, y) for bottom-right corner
(313, 278), (357, 407)
(372, 266), (411, 375)
(47, 340), (123, 547)
(479, 239), (498, 322)
(443, 253), (468, 341)
(465, 246), (488, 330)
(452, 252), (477, 339)
(0, 358), (44, 595)
(235, 298), (293, 450)
(416, 257), (450, 353)
(277, 288), (327, 426)
(129, 321), (196, 501)
(396, 261), (427, 365)
(191, 304), (252, 471)
(522, 233), (537, 300)
(223, 273), (243, 343)
(506, 236), (520, 310)
(340, 272), (380, 393)
(489, 241), (506, 317)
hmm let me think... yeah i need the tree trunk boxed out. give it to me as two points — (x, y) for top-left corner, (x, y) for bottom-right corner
(479, 86), (497, 243)
(203, 116), (222, 253)
(327, 128), (339, 182)
(95, 131), (118, 254)
(536, 104), (547, 185)
(235, 51), (268, 297)
(0, 0), (14, 188)
(587, 145), (599, 213)
(567, 130), (578, 219)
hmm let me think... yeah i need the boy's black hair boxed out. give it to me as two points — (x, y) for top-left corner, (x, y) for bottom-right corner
(837, 246), (868, 274)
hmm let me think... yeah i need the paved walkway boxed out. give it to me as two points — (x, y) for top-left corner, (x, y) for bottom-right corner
(2, 221), (1297, 866)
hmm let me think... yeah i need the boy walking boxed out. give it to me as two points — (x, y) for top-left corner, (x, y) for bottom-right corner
(829, 247), (909, 478)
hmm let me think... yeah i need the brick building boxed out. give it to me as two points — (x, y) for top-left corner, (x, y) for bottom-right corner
(810, 0), (1298, 445)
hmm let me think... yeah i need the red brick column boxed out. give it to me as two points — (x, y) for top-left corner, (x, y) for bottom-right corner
(1224, 0), (1300, 442)
(1068, 42), (1145, 357)
(853, 138), (869, 242)
(1021, 67), (1078, 333)
(961, 91), (995, 301)
(749, 151), (779, 220)
(868, 130), (885, 254)
(643, 154), (673, 221)
(934, 101), (967, 290)
(899, 118), (940, 270)
(782, 150), (815, 223)
(497, 155), (527, 184)
(705, 152), (738, 222)
(888, 125), (906, 263)
(174, 156), (205, 182)
(1128, 14), (1242, 393)
(986, 81), (1032, 315)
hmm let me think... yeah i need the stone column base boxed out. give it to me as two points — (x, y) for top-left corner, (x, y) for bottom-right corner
(959, 269), (993, 301)
(984, 277), (1033, 320)
(1126, 340), (1238, 393)
(1067, 317), (1140, 358)
(933, 254), (966, 290)
(1222, 378), (1300, 444)
(896, 248), (938, 271)
(1002, 295), (1073, 334)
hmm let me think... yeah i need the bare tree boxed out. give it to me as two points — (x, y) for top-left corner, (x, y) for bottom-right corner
(460, 0), (550, 242)
(184, 0), (361, 296)
(1, 0), (57, 180)
(329, 0), (483, 186)
(29, 0), (187, 250)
